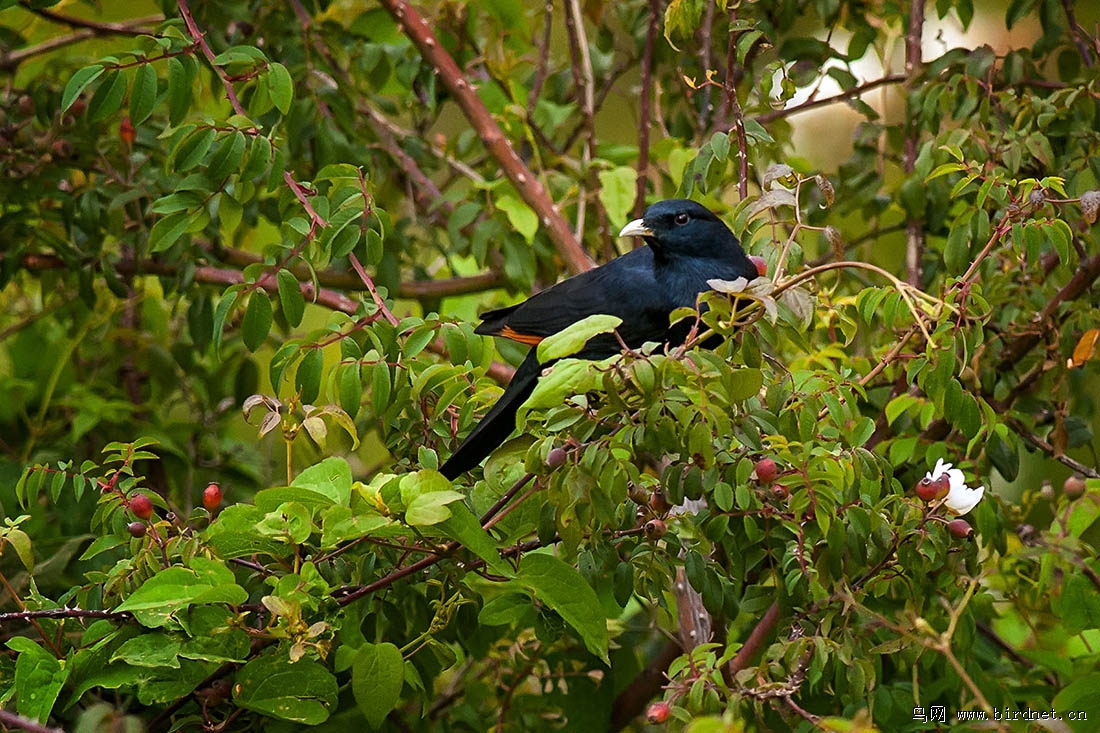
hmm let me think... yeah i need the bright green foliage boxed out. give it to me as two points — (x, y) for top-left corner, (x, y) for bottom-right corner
(2, 0), (1100, 731)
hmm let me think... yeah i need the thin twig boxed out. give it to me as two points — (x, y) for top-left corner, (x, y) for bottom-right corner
(755, 74), (907, 123)
(0, 606), (130, 623)
(1004, 416), (1100, 478)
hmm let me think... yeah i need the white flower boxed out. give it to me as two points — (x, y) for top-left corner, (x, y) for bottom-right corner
(925, 458), (985, 516)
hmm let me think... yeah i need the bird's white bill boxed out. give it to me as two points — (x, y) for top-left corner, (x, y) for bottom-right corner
(618, 218), (654, 237)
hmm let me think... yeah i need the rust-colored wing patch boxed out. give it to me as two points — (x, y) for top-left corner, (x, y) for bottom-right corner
(499, 326), (545, 346)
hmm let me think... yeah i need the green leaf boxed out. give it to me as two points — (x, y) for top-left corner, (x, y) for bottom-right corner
(352, 643), (404, 729)
(296, 348), (324, 404)
(518, 553), (609, 663)
(110, 633), (181, 669)
(148, 211), (191, 253)
(277, 269), (305, 327)
(727, 368), (764, 402)
(1053, 571), (1100, 634)
(114, 558), (247, 627)
(371, 362), (392, 415)
(5, 528), (33, 571)
(62, 64), (105, 112)
(597, 166), (637, 230)
(985, 430), (1019, 481)
(339, 363), (362, 419)
(166, 56), (193, 125)
(242, 292), (273, 352)
(207, 130), (247, 181)
(536, 314), (623, 362)
(496, 195), (539, 242)
(267, 62), (294, 114)
(849, 417), (876, 447)
(235, 654), (339, 725)
(1052, 673), (1100, 726)
(173, 126), (217, 171)
(925, 162), (968, 182)
(8, 638), (69, 723)
(292, 457), (352, 506)
(438, 502), (512, 576)
(212, 287), (241, 357)
(479, 593), (530, 626)
(205, 504), (288, 558)
(521, 359), (606, 419)
(405, 489), (465, 527)
(129, 62), (158, 124)
(87, 69), (128, 123)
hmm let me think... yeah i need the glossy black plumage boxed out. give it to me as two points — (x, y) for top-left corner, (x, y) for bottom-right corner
(439, 199), (757, 479)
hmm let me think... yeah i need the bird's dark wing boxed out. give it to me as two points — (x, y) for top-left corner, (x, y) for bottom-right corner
(475, 248), (672, 351)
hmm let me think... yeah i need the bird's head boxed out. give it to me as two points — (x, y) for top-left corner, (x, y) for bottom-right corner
(618, 199), (749, 265)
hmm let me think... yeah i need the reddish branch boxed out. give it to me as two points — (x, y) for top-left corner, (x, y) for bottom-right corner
(0, 607), (130, 623)
(633, 0), (661, 218)
(723, 12), (750, 200)
(729, 600), (781, 673)
(902, 0), (926, 288)
(1059, 0), (1096, 67)
(21, 2), (158, 36)
(375, 0), (594, 275)
(2, 11), (162, 71)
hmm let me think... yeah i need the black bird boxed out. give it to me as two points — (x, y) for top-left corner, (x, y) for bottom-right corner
(439, 199), (759, 479)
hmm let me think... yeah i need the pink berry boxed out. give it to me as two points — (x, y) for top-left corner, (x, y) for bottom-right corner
(754, 458), (778, 484)
(646, 701), (671, 723)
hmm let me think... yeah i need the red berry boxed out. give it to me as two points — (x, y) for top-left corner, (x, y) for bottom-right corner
(915, 474), (950, 502)
(128, 494), (154, 519)
(948, 518), (973, 539)
(644, 519), (667, 540)
(771, 485), (789, 500)
(203, 483), (223, 511)
(127, 521), (147, 538)
(119, 116), (135, 145)
(646, 701), (671, 723)
(754, 458), (778, 484)
(748, 255), (768, 278)
(1064, 474), (1087, 499)
(545, 447), (567, 468)
(648, 488), (671, 514)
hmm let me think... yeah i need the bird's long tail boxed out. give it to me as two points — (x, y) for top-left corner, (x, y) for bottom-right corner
(440, 351), (542, 479)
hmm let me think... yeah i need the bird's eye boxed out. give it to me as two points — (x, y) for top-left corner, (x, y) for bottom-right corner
(674, 212), (689, 225)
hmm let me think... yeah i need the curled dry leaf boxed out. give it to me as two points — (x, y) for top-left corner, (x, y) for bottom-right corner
(1080, 189), (1100, 225)
(762, 162), (795, 189)
(745, 188), (797, 219)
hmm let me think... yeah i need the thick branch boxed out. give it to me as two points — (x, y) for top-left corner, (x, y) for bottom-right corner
(903, 0), (926, 288)
(633, 0), (661, 218)
(376, 0), (594, 275)
(1, 13), (162, 71)
(729, 600), (781, 673)
(22, 2), (159, 35)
